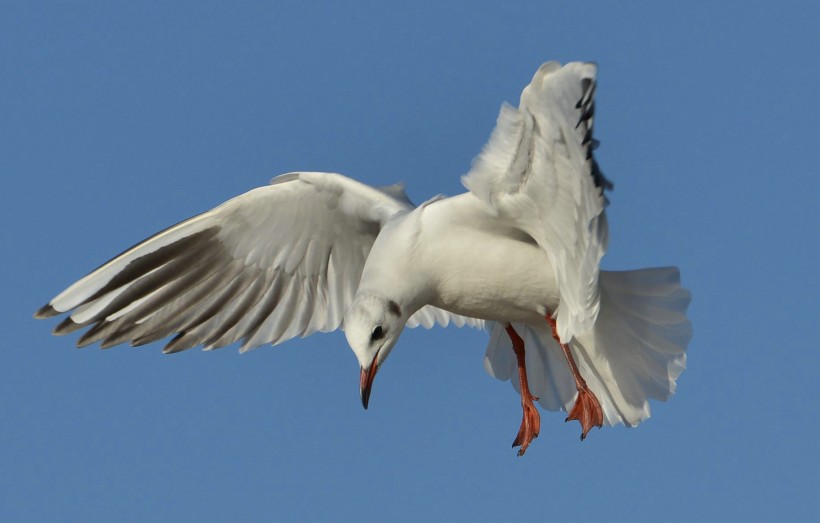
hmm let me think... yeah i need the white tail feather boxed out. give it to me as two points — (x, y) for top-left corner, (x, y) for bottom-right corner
(484, 267), (692, 427)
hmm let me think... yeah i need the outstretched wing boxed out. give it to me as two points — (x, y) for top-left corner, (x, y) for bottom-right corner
(462, 61), (612, 341)
(35, 172), (413, 353)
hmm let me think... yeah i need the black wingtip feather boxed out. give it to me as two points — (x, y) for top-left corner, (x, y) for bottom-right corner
(76, 321), (111, 348)
(34, 304), (59, 319)
(163, 331), (192, 354)
(53, 317), (85, 336)
(573, 76), (614, 197)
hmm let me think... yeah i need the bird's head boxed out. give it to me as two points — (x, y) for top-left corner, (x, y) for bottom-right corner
(344, 294), (407, 409)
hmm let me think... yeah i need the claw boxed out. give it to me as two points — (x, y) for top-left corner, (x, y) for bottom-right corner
(565, 386), (604, 440)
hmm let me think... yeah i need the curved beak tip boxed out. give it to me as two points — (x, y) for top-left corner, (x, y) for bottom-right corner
(359, 352), (380, 410)
(360, 378), (371, 410)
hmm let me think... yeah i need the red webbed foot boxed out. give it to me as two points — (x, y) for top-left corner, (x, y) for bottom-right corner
(512, 391), (541, 456)
(565, 386), (603, 440)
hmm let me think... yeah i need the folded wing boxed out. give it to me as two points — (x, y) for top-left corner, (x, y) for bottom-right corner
(462, 61), (612, 341)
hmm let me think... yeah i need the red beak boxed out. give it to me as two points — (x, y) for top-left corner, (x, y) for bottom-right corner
(359, 351), (380, 409)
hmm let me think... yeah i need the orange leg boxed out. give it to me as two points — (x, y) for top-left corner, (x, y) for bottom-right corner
(545, 314), (604, 440)
(504, 324), (541, 456)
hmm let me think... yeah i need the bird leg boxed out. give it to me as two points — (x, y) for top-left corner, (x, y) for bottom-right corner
(504, 324), (541, 456)
(544, 313), (603, 440)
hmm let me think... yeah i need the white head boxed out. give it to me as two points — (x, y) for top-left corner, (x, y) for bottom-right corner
(344, 294), (407, 409)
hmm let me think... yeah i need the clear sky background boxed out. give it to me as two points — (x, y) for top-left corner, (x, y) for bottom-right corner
(2, 1), (818, 521)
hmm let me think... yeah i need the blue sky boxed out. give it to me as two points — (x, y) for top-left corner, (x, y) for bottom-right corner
(2, 1), (818, 521)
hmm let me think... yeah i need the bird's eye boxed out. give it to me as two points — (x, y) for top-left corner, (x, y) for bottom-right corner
(370, 325), (385, 342)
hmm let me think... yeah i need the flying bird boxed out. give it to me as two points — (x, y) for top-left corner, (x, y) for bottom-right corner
(35, 61), (692, 456)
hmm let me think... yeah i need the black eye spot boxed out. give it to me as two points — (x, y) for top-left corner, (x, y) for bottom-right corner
(387, 300), (401, 317)
(371, 325), (385, 342)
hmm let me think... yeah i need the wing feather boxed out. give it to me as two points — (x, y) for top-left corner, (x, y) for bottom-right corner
(462, 62), (612, 341)
(36, 172), (413, 352)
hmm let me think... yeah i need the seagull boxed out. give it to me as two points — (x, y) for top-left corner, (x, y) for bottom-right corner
(35, 61), (692, 456)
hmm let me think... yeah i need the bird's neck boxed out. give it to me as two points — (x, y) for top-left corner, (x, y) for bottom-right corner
(358, 213), (433, 320)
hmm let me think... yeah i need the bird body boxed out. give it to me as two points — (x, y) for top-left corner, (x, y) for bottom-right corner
(364, 193), (560, 325)
(36, 61), (692, 454)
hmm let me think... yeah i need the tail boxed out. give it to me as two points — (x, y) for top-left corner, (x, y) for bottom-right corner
(484, 267), (692, 427)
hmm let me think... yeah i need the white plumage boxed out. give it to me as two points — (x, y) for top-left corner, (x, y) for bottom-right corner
(485, 268), (690, 427)
(36, 61), (692, 452)
(463, 62), (609, 342)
